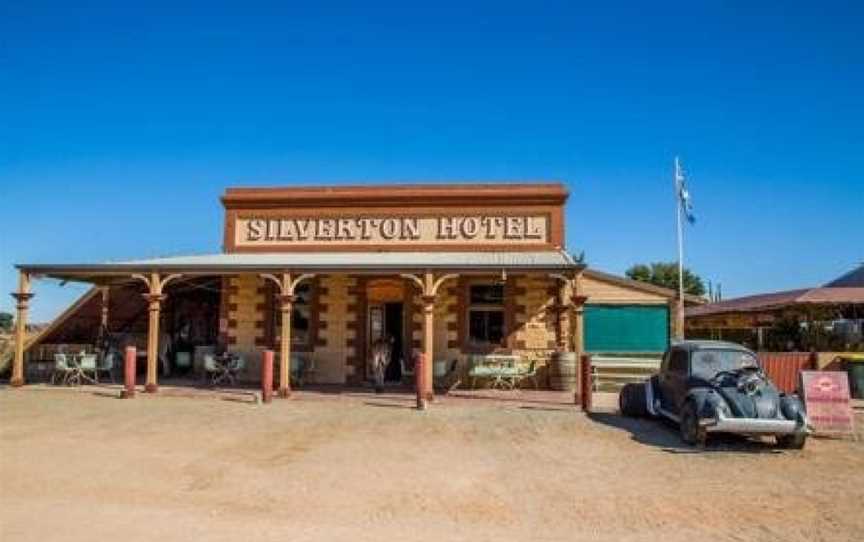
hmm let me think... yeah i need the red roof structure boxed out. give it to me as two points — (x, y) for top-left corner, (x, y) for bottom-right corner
(686, 287), (864, 318)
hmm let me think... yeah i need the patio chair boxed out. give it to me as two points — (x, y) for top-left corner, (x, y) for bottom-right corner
(97, 350), (118, 383)
(286, 354), (316, 387)
(400, 356), (415, 385)
(515, 360), (539, 390)
(51, 353), (74, 385)
(226, 355), (245, 386)
(79, 354), (98, 383)
(203, 354), (226, 386)
(435, 359), (462, 394)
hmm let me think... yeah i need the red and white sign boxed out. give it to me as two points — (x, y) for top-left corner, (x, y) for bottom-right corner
(800, 371), (855, 435)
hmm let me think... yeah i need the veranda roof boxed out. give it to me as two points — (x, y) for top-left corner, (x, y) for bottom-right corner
(17, 250), (580, 282)
(685, 287), (864, 318)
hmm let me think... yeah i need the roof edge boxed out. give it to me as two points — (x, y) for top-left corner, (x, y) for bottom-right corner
(221, 182), (569, 209)
(584, 268), (705, 304)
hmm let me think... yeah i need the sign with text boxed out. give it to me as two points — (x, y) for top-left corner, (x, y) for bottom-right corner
(234, 215), (550, 248)
(800, 371), (855, 435)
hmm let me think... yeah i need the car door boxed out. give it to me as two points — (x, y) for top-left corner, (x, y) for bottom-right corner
(664, 348), (690, 415)
(657, 348), (676, 411)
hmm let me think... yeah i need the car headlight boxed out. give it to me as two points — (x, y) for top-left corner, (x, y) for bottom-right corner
(780, 394), (804, 421)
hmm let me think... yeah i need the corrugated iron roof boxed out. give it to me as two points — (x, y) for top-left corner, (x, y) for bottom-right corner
(686, 286), (864, 318)
(17, 250), (578, 279)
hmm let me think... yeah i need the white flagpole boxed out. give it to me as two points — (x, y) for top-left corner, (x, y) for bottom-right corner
(674, 156), (685, 339)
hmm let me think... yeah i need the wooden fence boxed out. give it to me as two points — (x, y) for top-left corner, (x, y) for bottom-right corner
(758, 352), (818, 394)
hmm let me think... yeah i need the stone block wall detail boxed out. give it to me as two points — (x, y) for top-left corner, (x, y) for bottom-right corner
(511, 273), (559, 385)
(316, 274), (358, 384)
(225, 274), (267, 380)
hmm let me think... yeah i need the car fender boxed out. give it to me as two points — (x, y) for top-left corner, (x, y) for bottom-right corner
(644, 378), (657, 417)
(684, 387), (729, 419)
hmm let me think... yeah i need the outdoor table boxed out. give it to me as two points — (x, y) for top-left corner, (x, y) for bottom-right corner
(469, 355), (521, 390)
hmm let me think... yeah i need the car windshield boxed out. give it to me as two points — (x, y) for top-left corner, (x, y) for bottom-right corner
(691, 349), (760, 380)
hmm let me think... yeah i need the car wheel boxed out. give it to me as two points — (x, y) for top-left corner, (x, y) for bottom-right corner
(680, 400), (706, 447)
(619, 383), (647, 417)
(776, 433), (807, 450)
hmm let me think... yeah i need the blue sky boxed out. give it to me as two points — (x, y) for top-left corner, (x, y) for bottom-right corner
(1, 1), (862, 322)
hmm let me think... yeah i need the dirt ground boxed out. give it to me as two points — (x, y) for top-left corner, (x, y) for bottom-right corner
(1, 387), (862, 542)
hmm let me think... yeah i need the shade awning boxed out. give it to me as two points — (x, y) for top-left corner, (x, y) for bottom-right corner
(17, 250), (580, 282)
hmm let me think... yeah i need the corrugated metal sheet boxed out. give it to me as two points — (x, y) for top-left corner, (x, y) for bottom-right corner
(119, 251), (574, 268)
(686, 287), (864, 318)
(759, 352), (815, 394)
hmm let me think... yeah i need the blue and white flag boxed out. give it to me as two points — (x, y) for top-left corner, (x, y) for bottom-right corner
(675, 160), (695, 224)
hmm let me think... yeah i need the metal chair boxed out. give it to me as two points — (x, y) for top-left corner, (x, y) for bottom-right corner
(97, 350), (117, 383)
(435, 359), (462, 393)
(289, 355), (316, 386)
(226, 355), (245, 385)
(203, 354), (226, 386)
(515, 360), (539, 389)
(400, 356), (415, 385)
(51, 353), (74, 385)
(79, 353), (98, 384)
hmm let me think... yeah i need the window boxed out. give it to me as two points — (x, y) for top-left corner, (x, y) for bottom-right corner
(467, 283), (505, 345)
(668, 349), (689, 375)
(274, 283), (313, 346)
(691, 349), (759, 380)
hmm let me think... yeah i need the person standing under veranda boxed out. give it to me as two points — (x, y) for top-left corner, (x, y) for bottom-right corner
(370, 335), (394, 394)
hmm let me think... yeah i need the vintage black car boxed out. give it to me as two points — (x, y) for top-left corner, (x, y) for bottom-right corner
(619, 340), (810, 448)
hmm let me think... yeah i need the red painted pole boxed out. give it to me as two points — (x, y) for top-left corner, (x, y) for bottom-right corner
(121, 346), (136, 399)
(261, 350), (274, 404)
(415, 352), (427, 411)
(580, 353), (592, 411)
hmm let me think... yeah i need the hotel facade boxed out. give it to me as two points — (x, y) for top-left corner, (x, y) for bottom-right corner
(10, 183), (688, 396)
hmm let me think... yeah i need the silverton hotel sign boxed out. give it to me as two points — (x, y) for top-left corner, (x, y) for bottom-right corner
(235, 215), (550, 247)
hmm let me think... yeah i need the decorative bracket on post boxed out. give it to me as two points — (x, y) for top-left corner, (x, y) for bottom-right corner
(131, 272), (182, 392)
(132, 272), (183, 296)
(260, 272), (315, 297)
(259, 272), (315, 398)
(400, 271), (458, 403)
(399, 272), (458, 299)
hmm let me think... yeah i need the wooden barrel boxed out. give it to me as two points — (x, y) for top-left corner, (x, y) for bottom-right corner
(549, 351), (578, 391)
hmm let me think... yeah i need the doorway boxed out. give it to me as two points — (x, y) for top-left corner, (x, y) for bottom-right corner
(367, 302), (405, 382)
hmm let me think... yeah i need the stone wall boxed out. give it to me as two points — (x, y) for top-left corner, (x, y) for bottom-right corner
(219, 270), (673, 388)
(511, 274), (559, 384)
(315, 274), (357, 384)
(225, 274), (267, 380)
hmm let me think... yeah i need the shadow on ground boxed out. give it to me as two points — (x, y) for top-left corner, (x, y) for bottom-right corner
(588, 412), (783, 454)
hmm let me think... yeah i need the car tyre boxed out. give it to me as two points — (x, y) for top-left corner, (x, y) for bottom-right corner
(776, 433), (807, 450)
(619, 383), (647, 417)
(680, 400), (706, 447)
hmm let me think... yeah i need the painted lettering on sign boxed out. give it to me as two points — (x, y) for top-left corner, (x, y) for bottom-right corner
(800, 371), (855, 435)
(235, 215), (549, 246)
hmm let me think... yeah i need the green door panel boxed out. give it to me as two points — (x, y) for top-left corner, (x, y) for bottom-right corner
(584, 305), (669, 353)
